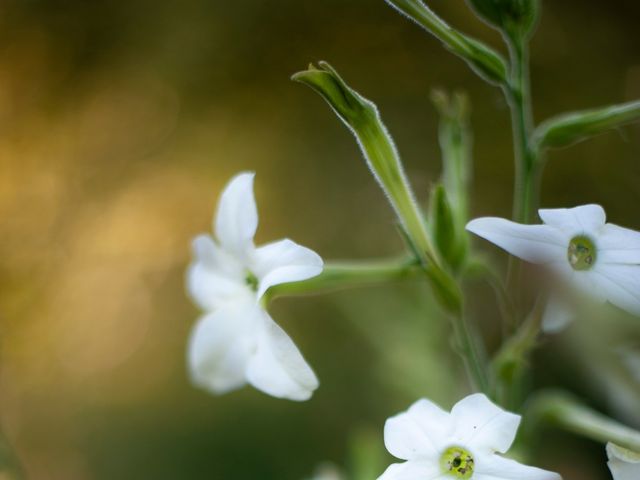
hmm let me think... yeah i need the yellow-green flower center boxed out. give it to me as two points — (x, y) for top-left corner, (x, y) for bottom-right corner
(440, 446), (474, 479)
(245, 271), (259, 292)
(567, 235), (596, 271)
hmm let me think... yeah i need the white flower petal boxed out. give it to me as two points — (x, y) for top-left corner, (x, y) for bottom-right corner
(450, 393), (521, 454)
(192, 234), (244, 278)
(538, 204), (606, 235)
(246, 311), (318, 401)
(591, 264), (640, 315)
(598, 223), (640, 265)
(187, 304), (259, 394)
(607, 442), (640, 480)
(377, 460), (445, 480)
(474, 453), (561, 480)
(215, 172), (258, 256)
(187, 236), (247, 311)
(186, 262), (248, 311)
(384, 399), (452, 461)
(466, 218), (567, 264)
(252, 238), (323, 299)
(542, 295), (574, 333)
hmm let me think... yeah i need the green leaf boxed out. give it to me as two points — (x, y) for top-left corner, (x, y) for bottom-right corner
(385, 0), (508, 85)
(534, 99), (640, 150)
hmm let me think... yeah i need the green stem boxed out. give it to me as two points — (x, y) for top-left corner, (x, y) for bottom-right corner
(384, 0), (508, 85)
(465, 259), (516, 331)
(266, 258), (422, 301)
(358, 123), (441, 269)
(528, 391), (640, 452)
(492, 299), (544, 408)
(505, 35), (536, 225)
(451, 310), (491, 395)
(503, 34), (540, 324)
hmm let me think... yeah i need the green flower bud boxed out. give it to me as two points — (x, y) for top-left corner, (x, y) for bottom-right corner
(534, 99), (640, 150)
(293, 62), (439, 266)
(430, 90), (471, 223)
(467, 0), (540, 39)
(430, 184), (467, 271)
(291, 62), (376, 130)
(294, 61), (463, 313)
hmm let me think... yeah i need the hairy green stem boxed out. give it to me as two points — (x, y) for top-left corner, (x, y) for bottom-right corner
(451, 310), (491, 395)
(266, 258), (421, 301)
(492, 299), (544, 408)
(505, 35), (536, 224)
(357, 123), (441, 268)
(465, 260), (516, 331)
(527, 391), (640, 452)
(504, 34), (538, 323)
(384, 0), (508, 85)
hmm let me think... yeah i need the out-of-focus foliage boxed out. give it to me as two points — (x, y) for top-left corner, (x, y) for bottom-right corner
(0, 0), (639, 479)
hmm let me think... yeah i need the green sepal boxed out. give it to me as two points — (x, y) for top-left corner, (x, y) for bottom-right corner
(534, 99), (640, 150)
(385, 0), (508, 85)
(430, 184), (467, 271)
(291, 61), (376, 130)
(467, 0), (540, 40)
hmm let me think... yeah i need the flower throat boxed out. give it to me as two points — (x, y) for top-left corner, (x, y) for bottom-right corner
(568, 235), (596, 271)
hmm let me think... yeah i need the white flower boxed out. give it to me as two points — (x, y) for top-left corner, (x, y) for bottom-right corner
(186, 172), (323, 401)
(466, 205), (640, 331)
(607, 442), (640, 480)
(305, 464), (344, 480)
(378, 393), (561, 480)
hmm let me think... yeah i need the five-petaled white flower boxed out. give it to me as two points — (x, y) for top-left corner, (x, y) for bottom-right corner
(378, 393), (561, 480)
(467, 204), (640, 331)
(186, 172), (323, 401)
(607, 442), (640, 480)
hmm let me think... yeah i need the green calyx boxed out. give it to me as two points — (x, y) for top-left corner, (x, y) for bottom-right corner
(440, 446), (475, 479)
(567, 235), (596, 271)
(467, 0), (539, 40)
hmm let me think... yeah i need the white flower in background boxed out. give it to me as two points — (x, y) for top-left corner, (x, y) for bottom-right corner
(607, 442), (640, 480)
(305, 463), (344, 480)
(186, 172), (323, 401)
(467, 204), (640, 331)
(379, 393), (561, 480)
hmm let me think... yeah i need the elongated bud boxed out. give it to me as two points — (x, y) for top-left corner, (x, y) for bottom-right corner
(385, 0), (508, 86)
(431, 90), (471, 222)
(292, 62), (376, 129)
(430, 184), (467, 271)
(467, 0), (540, 40)
(534, 99), (640, 150)
(293, 61), (436, 263)
(294, 61), (462, 312)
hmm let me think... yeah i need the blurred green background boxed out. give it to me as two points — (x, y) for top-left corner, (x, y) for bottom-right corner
(0, 0), (639, 478)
